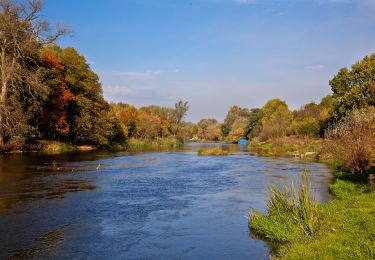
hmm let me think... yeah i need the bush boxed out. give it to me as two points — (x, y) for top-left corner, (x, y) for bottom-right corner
(324, 107), (375, 174)
(249, 170), (319, 243)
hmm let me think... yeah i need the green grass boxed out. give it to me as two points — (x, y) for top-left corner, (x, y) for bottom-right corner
(126, 137), (183, 151)
(197, 147), (231, 156)
(249, 172), (375, 259)
(250, 171), (319, 243)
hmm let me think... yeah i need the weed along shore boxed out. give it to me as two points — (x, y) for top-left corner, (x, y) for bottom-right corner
(248, 163), (375, 259)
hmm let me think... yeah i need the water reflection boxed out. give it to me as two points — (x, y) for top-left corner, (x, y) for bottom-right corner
(0, 143), (334, 259)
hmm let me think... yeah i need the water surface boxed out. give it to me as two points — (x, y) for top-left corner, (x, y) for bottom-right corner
(0, 143), (334, 259)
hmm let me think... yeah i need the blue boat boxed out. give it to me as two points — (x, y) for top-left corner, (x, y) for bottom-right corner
(238, 139), (248, 144)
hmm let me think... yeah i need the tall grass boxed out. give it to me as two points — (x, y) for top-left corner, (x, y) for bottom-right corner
(250, 170), (319, 242)
(197, 147), (231, 156)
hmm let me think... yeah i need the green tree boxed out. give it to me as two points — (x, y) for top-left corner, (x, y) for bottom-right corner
(260, 99), (293, 140)
(222, 106), (250, 137)
(329, 54), (375, 121)
(244, 108), (262, 139)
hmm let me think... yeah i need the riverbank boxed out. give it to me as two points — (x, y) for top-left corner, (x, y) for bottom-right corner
(0, 137), (184, 155)
(247, 136), (322, 159)
(249, 169), (375, 259)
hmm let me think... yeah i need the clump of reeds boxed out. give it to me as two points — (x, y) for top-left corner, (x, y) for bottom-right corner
(197, 147), (231, 156)
(249, 170), (319, 242)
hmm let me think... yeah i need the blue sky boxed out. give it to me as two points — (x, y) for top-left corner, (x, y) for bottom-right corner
(44, 0), (375, 122)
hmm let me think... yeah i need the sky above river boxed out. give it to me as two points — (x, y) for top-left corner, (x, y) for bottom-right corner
(45, 0), (375, 122)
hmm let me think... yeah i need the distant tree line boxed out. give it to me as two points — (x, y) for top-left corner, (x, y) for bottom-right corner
(194, 53), (374, 146)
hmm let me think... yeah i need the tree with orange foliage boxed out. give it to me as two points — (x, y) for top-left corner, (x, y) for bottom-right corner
(39, 52), (74, 139)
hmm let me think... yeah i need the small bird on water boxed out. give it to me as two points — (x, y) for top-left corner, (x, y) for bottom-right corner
(96, 163), (101, 170)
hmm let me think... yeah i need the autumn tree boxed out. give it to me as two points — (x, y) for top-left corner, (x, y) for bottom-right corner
(41, 46), (125, 146)
(196, 118), (222, 141)
(222, 106), (250, 137)
(0, 0), (66, 148)
(39, 51), (74, 139)
(171, 100), (189, 136)
(226, 117), (248, 143)
(259, 99), (293, 140)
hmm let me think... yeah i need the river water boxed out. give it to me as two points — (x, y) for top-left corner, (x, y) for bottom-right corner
(0, 143), (333, 259)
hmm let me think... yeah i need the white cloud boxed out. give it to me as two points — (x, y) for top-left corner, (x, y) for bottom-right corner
(305, 64), (324, 70)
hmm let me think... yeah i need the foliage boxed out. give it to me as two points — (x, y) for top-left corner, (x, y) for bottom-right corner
(110, 101), (191, 142)
(244, 108), (262, 139)
(290, 117), (320, 137)
(38, 46), (126, 147)
(329, 54), (375, 121)
(39, 51), (75, 139)
(170, 100), (189, 136)
(0, 0), (66, 149)
(259, 99), (293, 140)
(323, 107), (375, 173)
(225, 117), (248, 143)
(249, 170), (319, 243)
(196, 118), (222, 141)
(222, 106), (250, 137)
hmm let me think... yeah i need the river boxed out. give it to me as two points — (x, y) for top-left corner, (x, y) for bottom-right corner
(0, 143), (333, 259)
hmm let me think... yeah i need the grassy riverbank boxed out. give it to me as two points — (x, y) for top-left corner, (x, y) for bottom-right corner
(248, 136), (322, 158)
(125, 137), (183, 151)
(249, 172), (375, 259)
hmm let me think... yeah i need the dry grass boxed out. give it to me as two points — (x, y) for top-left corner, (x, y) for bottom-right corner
(197, 147), (231, 156)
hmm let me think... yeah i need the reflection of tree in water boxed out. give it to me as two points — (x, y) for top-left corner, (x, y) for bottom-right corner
(6, 225), (69, 259)
(0, 178), (96, 213)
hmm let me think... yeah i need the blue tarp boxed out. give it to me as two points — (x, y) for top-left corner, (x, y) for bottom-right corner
(238, 139), (248, 144)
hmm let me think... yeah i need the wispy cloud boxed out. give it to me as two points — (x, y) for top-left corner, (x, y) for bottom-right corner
(305, 64), (324, 70)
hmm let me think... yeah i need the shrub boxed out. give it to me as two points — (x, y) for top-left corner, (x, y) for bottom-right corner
(249, 170), (319, 242)
(324, 107), (375, 174)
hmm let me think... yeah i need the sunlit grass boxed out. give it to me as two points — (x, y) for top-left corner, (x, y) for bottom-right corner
(249, 170), (375, 259)
(250, 170), (319, 243)
(197, 147), (231, 156)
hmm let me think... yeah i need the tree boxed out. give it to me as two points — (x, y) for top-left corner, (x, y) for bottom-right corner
(41, 46), (125, 146)
(110, 103), (138, 138)
(222, 106), (250, 137)
(196, 118), (222, 141)
(226, 117), (247, 143)
(260, 99), (293, 140)
(0, 0), (66, 147)
(171, 100), (189, 136)
(329, 54), (375, 121)
(244, 108), (262, 139)
(39, 51), (74, 139)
